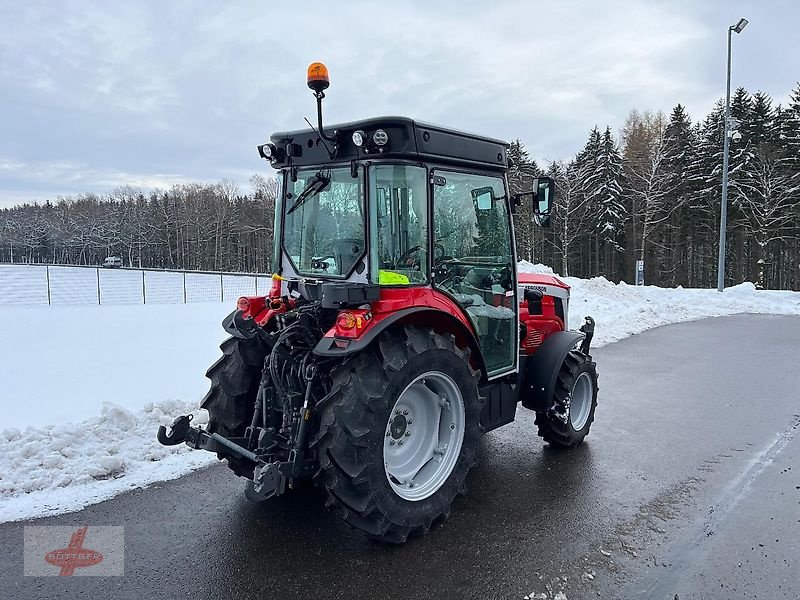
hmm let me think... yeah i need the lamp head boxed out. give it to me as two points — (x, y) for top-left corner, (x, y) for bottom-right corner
(732, 18), (748, 33)
(307, 62), (330, 93)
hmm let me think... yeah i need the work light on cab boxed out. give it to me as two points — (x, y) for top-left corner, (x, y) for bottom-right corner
(352, 130), (366, 147)
(372, 129), (389, 146)
(258, 142), (280, 162)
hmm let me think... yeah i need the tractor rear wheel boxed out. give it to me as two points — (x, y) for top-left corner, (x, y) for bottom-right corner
(311, 326), (482, 543)
(535, 351), (598, 448)
(201, 336), (266, 477)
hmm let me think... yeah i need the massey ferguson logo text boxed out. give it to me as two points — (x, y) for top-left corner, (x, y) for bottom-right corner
(44, 526), (103, 576)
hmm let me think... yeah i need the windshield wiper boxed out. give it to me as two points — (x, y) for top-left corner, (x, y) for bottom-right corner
(286, 172), (331, 215)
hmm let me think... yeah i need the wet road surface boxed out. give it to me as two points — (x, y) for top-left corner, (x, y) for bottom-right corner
(1, 314), (799, 599)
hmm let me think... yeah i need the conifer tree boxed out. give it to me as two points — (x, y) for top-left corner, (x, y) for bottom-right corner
(507, 140), (541, 262)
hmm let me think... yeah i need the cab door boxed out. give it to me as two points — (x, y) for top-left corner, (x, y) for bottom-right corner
(431, 170), (517, 376)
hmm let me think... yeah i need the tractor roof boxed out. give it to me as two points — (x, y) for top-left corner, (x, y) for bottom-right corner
(269, 116), (510, 172)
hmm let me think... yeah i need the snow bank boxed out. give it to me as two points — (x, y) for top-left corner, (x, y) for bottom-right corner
(1, 266), (799, 522)
(0, 400), (216, 522)
(0, 302), (230, 521)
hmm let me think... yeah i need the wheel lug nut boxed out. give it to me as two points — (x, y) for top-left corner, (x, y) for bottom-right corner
(389, 440), (395, 446)
(450, 423), (455, 430)
(407, 419), (413, 424)
(405, 431), (411, 436)
(395, 409), (401, 415)
(403, 409), (409, 415)
(398, 440), (403, 446)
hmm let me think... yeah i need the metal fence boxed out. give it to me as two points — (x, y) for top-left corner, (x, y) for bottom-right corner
(0, 264), (272, 306)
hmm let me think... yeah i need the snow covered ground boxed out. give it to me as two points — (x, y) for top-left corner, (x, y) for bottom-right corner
(2, 266), (799, 522)
(1, 303), (229, 429)
(0, 302), (229, 522)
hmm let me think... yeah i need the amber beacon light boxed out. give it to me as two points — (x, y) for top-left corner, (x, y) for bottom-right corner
(307, 62), (330, 93)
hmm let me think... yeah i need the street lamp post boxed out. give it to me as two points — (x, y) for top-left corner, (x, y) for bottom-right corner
(717, 17), (748, 292)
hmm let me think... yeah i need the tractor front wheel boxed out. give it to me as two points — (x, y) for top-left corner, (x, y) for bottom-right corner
(535, 351), (598, 448)
(312, 326), (483, 543)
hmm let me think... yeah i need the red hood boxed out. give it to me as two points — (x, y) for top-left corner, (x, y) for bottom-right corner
(518, 273), (570, 290)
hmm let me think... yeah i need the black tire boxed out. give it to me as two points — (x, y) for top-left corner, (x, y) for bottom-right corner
(535, 351), (598, 448)
(201, 336), (266, 477)
(311, 325), (483, 543)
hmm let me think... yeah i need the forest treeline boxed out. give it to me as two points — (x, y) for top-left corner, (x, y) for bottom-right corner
(2, 85), (799, 289)
(511, 84), (800, 290)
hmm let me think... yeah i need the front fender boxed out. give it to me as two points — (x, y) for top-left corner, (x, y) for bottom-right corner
(521, 331), (585, 412)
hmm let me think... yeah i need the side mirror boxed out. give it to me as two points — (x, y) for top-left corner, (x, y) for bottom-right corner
(471, 186), (494, 211)
(531, 177), (554, 228)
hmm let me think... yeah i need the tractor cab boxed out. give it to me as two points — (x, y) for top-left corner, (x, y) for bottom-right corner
(258, 64), (553, 377)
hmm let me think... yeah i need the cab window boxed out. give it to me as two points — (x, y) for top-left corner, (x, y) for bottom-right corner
(432, 171), (516, 375)
(369, 165), (428, 285)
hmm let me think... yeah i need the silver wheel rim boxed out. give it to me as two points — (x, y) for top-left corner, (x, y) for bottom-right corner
(569, 372), (593, 431)
(383, 371), (465, 501)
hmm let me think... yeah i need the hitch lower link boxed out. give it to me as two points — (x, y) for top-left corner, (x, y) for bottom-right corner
(156, 415), (304, 501)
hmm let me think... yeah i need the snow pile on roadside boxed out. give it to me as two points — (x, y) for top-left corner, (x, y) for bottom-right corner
(518, 261), (800, 346)
(518, 261), (556, 275)
(0, 400), (216, 522)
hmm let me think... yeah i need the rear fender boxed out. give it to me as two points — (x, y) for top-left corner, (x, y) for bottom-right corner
(313, 307), (486, 378)
(521, 331), (585, 412)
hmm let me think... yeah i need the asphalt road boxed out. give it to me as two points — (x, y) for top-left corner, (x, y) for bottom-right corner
(2, 314), (799, 599)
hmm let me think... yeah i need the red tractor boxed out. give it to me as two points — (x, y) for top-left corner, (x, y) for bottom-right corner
(158, 63), (598, 543)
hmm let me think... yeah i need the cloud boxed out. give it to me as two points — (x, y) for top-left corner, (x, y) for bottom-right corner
(0, 0), (797, 206)
(0, 157), (195, 205)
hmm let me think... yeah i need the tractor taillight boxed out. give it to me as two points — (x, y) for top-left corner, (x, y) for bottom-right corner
(237, 297), (250, 312)
(336, 311), (357, 330)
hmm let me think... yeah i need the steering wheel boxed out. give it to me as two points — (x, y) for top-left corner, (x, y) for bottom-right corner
(396, 243), (448, 266)
(395, 245), (422, 269)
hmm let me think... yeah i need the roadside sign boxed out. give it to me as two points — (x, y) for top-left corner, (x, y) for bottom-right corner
(635, 260), (645, 286)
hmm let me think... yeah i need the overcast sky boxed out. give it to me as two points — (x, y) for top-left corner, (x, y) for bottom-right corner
(1, 0), (798, 207)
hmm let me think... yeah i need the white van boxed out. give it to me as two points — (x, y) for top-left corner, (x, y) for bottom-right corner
(102, 256), (123, 268)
